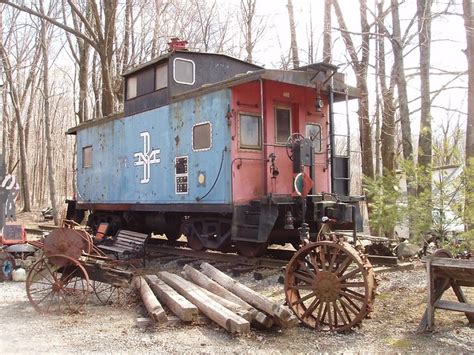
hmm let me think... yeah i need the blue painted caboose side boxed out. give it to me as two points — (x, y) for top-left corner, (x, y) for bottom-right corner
(76, 90), (232, 206)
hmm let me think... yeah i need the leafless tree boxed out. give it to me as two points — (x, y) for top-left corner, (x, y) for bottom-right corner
(0, 5), (42, 212)
(376, 1), (396, 173)
(239, 0), (266, 63)
(287, 0), (299, 68)
(463, 0), (473, 230)
(39, 0), (59, 224)
(1, 0), (119, 117)
(416, 0), (433, 201)
(323, 0), (332, 63)
(333, 0), (374, 180)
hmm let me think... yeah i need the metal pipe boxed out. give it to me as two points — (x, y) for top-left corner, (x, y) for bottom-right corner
(260, 79), (267, 195)
(328, 85), (336, 194)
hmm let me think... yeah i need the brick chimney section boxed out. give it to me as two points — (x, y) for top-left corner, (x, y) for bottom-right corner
(168, 38), (188, 52)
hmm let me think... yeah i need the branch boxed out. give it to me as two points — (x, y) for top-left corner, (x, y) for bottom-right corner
(0, 0), (99, 52)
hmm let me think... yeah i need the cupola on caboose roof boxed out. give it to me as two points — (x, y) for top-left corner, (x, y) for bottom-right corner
(123, 42), (262, 116)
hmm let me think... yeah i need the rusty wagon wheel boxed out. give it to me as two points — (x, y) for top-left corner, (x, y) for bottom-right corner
(26, 254), (90, 314)
(92, 281), (132, 306)
(285, 241), (376, 332)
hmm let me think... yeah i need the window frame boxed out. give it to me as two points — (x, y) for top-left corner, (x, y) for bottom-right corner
(155, 63), (168, 91)
(126, 75), (137, 100)
(192, 121), (212, 152)
(82, 146), (93, 168)
(238, 113), (262, 151)
(274, 106), (292, 144)
(305, 123), (323, 153)
(173, 58), (195, 85)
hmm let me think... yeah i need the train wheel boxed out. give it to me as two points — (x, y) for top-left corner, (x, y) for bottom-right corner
(235, 241), (268, 258)
(180, 222), (205, 251)
(186, 233), (205, 251)
(26, 254), (90, 314)
(285, 241), (376, 332)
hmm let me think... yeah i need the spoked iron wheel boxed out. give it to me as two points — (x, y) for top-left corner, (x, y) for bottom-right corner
(285, 241), (376, 332)
(92, 281), (132, 306)
(26, 254), (90, 314)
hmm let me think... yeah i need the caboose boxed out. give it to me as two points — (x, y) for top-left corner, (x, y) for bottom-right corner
(67, 39), (363, 257)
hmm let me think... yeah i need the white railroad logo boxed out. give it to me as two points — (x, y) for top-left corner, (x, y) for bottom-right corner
(134, 132), (160, 184)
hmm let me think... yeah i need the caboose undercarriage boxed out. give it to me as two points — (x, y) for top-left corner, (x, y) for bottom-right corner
(69, 191), (363, 257)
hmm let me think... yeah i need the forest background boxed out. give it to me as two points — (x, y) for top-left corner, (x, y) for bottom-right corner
(0, 0), (472, 245)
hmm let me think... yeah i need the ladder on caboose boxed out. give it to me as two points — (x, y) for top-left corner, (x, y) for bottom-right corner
(328, 89), (351, 197)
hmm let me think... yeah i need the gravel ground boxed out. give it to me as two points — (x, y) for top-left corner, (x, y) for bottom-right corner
(1, 261), (473, 354)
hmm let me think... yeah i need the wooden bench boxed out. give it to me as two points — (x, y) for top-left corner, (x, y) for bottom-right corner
(418, 249), (474, 332)
(97, 229), (150, 265)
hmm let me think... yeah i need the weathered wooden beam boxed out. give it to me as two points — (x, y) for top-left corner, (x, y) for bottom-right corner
(200, 262), (297, 327)
(145, 274), (198, 322)
(158, 271), (250, 334)
(132, 276), (167, 324)
(196, 283), (253, 322)
(183, 264), (274, 328)
(435, 300), (474, 314)
(183, 264), (254, 311)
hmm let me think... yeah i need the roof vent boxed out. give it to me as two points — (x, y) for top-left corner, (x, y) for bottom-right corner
(168, 38), (188, 52)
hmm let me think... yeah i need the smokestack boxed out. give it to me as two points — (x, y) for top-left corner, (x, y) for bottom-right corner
(168, 38), (188, 52)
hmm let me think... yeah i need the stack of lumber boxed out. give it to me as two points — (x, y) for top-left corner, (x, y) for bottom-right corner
(132, 262), (298, 334)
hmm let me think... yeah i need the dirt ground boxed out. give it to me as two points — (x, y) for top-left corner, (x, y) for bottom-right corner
(1, 263), (473, 354)
(1, 212), (473, 353)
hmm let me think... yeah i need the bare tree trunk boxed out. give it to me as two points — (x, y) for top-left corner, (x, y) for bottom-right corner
(239, 0), (266, 64)
(391, 0), (413, 164)
(414, 0), (433, 234)
(241, 0), (256, 63)
(0, 15), (32, 212)
(416, 0), (433, 200)
(377, 2), (395, 172)
(287, 0), (299, 68)
(2, 0), (118, 117)
(323, 0), (332, 63)
(463, 0), (474, 230)
(40, 0), (59, 225)
(333, 0), (374, 180)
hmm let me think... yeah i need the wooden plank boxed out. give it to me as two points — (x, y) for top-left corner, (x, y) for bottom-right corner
(200, 262), (296, 326)
(435, 300), (474, 314)
(158, 271), (250, 334)
(431, 258), (474, 269)
(193, 284), (253, 322)
(185, 267), (276, 329)
(145, 275), (198, 322)
(183, 264), (255, 311)
(132, 276), (168, 324)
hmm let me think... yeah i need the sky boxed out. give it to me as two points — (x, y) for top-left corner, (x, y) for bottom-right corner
(244, 0), (468, 141)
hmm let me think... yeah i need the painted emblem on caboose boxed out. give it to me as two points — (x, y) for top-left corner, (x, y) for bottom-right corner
(134, 132), (160, 184)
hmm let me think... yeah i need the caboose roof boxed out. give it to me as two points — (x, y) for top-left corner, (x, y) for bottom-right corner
(171, 68), (359, 102)
(67, 67), (358, 135)
(122, 50), (263, 77)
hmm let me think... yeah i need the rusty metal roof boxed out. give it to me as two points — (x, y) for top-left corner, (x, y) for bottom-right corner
(67, 68), (359, 135)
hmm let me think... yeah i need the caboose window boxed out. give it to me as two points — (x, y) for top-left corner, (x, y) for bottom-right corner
(239, 114), (261, 150)
(275, 107), (292, 144)
(193, 122), (211, 151)
(155, 64), (168, 90)
(126, 76), (137, 99)
(305, 123), (322, 153)
(174, 58), (195, 85)
(82, 146), (92, 168)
